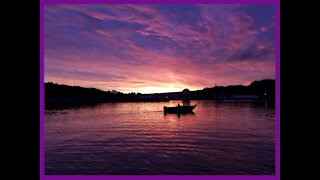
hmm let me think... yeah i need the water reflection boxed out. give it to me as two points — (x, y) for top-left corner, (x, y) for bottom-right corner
(45, 100), (275, 175)
(164, 111), (196, 119)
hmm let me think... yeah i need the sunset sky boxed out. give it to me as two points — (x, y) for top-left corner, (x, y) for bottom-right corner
(44, 4), (275, 94)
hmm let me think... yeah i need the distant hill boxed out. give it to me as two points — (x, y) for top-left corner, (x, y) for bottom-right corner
(202, 79), (275, 100)
(45, 83), (128, 108)
(45, 82), (123, 97)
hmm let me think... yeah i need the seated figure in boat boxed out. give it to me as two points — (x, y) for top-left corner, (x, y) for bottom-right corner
(182, 89), (191, 106)
(183, 100), (191, 106)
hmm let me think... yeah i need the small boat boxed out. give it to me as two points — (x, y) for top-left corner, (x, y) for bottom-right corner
(164, 104), (197, 114)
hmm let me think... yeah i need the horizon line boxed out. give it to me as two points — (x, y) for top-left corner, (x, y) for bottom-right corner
(45, 79), (275, 95)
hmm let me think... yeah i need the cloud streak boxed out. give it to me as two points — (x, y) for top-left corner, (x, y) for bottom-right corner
(44, 4), (276, 93)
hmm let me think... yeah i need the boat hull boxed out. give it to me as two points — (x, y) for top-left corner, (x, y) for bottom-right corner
(164, 105), (197, 114)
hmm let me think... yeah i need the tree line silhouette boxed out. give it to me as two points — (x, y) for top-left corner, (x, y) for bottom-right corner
(201, 79), (275, 100)
(45, 79), (275, 109)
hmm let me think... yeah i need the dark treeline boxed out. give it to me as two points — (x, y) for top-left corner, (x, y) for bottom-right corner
(45, 83), (141, 109)
(45, 79), (275, 109)
(45, 83), (124, 98)
(201, 79), (276, 100)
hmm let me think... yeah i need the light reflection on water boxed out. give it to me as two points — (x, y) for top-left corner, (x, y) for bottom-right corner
(45, 100), (275, 175)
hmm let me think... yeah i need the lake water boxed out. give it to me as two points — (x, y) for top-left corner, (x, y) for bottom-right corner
(45, 100), (275, 175)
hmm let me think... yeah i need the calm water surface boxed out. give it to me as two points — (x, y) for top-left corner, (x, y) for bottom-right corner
(45, 100), (275, 175)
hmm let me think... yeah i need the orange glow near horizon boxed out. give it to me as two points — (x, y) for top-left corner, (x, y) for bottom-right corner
(137, 86), (184, 94)
(44, 78), (197, 94)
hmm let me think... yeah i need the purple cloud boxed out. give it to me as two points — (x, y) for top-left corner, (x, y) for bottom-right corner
(44, 4), (276, 93)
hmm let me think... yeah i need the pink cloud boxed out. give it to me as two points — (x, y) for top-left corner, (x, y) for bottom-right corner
(45, 5), (276, 93)
(260, 27), (269, 32)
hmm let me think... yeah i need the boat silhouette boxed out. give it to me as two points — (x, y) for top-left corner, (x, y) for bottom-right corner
(164, 104), (197, 114)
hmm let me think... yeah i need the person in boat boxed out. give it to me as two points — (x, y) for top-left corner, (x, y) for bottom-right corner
(182, 89), (191, 106)
(183, 100), (191, 106)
